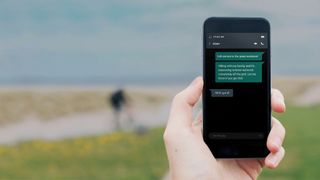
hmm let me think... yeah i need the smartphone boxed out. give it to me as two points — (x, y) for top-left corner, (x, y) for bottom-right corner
(203, 17), (271, 158)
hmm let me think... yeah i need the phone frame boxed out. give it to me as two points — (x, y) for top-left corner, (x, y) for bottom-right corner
(202, 17), (271, 158)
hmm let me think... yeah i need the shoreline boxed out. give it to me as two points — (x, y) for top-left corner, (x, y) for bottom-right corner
(0, 75), (319, 90)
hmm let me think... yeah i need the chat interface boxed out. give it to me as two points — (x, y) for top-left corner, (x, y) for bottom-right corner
(205, 33), (269, 140)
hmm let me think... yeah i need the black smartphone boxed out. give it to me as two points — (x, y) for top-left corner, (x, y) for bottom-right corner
(203, 17), (271, 158)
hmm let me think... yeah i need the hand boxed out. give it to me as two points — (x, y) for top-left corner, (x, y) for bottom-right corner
(164, 77), (286, 180)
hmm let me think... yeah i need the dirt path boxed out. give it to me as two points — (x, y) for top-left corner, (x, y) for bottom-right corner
(0, 102), (170, 145)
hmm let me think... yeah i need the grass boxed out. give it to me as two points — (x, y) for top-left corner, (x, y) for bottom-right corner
(0, 128), (168, 179)
(0, 105), (318, 179)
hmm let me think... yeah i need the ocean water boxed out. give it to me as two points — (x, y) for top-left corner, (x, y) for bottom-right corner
(0, 1), (319, 86)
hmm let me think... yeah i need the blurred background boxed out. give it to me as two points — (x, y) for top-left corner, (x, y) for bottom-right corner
(0, 0), (319, 179)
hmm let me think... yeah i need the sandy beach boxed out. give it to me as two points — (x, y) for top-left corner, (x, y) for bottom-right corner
(0, 76), (319, 144)
(0, 85), (181, 144)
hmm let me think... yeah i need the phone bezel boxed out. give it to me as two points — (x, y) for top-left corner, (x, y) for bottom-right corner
(202, 17), (271, 158)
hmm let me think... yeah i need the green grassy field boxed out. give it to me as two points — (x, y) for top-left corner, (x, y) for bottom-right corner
(0, 105), (318, 179)
(0, 128), (168, 179)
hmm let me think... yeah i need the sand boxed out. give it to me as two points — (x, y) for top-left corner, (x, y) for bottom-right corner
(0, 77), (320, 144)
(0, 86), (177, 144)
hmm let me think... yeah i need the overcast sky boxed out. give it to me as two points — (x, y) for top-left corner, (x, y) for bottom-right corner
(0, 0), (319, 85)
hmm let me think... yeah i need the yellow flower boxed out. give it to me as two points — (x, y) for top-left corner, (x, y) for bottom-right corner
(98, 136), (109, 145)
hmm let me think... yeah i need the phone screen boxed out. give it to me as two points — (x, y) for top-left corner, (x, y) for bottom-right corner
(203, 19), (271, 158)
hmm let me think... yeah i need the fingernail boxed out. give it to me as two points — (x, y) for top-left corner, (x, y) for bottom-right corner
(281, 100), (286, 111)
(276, 99), (285, 112)
(273, 137), (281, 150)
(189, 77), (200, 87)
(277, 95), (285, 107)
(269, 154), (278, 165)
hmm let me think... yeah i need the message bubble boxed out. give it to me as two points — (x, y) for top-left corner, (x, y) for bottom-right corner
(215, 62), (263, 83)
(216, 52), (264, 61)
(210, 89), (233, 97)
